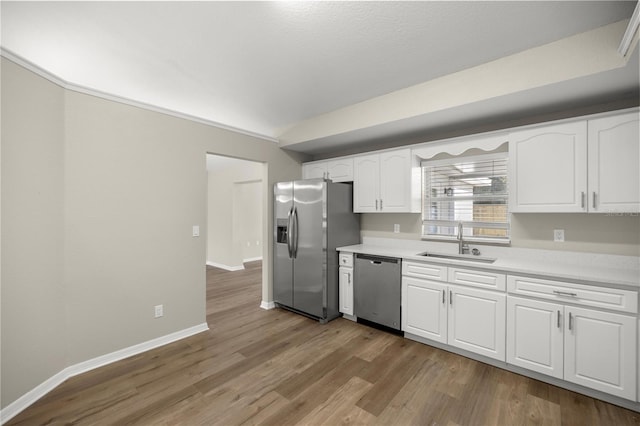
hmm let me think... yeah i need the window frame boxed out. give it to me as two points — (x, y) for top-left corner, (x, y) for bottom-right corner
(421, 151), (511, 245)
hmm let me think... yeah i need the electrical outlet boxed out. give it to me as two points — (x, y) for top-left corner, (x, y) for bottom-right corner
(553, 229), (565, 242)
(154, 304), (164, 318)
(394, 224), (400, 233)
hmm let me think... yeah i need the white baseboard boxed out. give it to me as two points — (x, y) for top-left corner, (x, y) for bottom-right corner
(206, 261), (244, 271)
(260, 300), (276, 310)
(243, 256), (263, 263)
(0, 323), (209, 425)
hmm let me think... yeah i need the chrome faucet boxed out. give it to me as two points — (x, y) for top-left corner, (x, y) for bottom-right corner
(457, 222), (469, 255)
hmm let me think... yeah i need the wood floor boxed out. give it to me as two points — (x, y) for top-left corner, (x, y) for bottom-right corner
(7, 261), (640, 425)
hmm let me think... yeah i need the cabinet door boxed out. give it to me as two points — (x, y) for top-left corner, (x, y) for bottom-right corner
(448, 286), (506, 361)
(507, 297), (563, 378)
(303, 162), (328, 180)
(509, 121), (587, 212)
(327, 158), (354, 182)
(353, 154), (380, 212)
(564, 306), (637, 400)
(402, 277), (447, 343)
(588, 112), (640, 213)
(379, 149), (412, 212)
(339, 267), (354, 316)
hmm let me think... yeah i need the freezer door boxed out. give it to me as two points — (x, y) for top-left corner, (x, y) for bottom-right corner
(292, 179), (326, 318)
(273, 182), (294, 307)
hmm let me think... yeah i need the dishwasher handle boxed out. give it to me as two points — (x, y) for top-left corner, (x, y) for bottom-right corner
(355, 254), (400, 264)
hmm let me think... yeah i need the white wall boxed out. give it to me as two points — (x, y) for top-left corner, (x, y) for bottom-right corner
(1, 57), (305, 410)
(206, 156), (263, 269)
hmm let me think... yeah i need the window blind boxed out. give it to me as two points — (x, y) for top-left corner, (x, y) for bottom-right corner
(422, 152), (510, 243)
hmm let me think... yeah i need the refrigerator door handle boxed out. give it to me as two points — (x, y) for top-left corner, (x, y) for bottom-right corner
(287, 206), (294, 258)
(292, 206), (299, 258)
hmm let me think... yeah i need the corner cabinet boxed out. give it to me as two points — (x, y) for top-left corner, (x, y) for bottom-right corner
(509, 109), (639, 213)
(353, 148), (421, 213)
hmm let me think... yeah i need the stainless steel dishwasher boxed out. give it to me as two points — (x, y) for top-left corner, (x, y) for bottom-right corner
(354, 253), (401, 330)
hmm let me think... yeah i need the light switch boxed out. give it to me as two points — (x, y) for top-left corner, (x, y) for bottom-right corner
(192, 225), (200, 237)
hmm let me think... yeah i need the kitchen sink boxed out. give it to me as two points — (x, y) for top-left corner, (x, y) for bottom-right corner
(416, 252), (496, 264)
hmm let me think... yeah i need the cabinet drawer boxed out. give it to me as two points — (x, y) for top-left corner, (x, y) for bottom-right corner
(402, 261), (447, 281)
(339, 252), (353, 268)
(507, 275), (638, 314)
(448, 267), (506, 291)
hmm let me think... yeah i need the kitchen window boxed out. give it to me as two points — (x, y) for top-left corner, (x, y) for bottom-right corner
(422, 152), (509, 243)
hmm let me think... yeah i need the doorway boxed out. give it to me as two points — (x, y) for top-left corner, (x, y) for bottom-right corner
(205, 154), (265, 271)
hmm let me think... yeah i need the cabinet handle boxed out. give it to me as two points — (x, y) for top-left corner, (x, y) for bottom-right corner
(581, 192), (585, 209)
(593, 192), (597, 209)
(375, 199), (378, 210)
(568, 312), (573, 331)
(380, 199), (383, 210)
(348, 274), (351, 284)
(449, 290), (452, 306)
(553, 290), (577, 297)
(557, 310), (561, 328)
(442, 289), (445, 304)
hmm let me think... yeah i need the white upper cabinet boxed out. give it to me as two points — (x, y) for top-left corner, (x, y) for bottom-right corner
(302, 158), (354, 182)
(327, 158), (354, 182)
(353, 148), (420, 213)
(509, 109), (639, 213)
(509, 121), (588, 213)
(588, 112), (640, 213)
(302, 162), (328, 180)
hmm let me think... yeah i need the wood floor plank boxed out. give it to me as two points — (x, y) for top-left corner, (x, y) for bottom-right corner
(6, 261), (640, 426)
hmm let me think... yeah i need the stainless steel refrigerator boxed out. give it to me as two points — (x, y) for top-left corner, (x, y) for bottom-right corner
(273, 179), (360, 322)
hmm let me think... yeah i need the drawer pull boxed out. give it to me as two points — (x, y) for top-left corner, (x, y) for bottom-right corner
(553, 290), (577, 297)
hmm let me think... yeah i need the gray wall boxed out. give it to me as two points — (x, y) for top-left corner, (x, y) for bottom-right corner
(1, 56), (68, 409)
(360, 211), (640, 256)
(1, 58), (304, 409)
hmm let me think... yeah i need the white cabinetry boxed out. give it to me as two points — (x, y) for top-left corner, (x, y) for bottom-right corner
(402, 261), (506, 361)
(448, 285), (506, 361)
(339, 253), (354, 317)
(565, 306), (636, 400)
(587, 112), (640, 213)
(507, 297), (564, 378)
(509, 121), (587, 212)
(403, 276), (447, 343)
(507, 275), (637, 401)
(509, 109), (639, 213)
(353, 148), (420, 213)
(302, 158), (354, 182)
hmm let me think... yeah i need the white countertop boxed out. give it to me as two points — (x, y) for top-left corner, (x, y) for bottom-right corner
(337, 238), (640, 290)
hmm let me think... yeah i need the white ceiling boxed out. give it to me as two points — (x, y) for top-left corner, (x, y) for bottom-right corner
(2, 1), (638, 155)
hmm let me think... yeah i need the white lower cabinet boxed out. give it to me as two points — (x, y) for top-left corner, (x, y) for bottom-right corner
(402, 277), (447, 343)
(564, 306), (636, 400)
(448, 286), (506, 361)
(507, 295), (637, 401)
(402, 262), (506, 362)
(339, 266), (354, 316)
(507, 297), (564, 378)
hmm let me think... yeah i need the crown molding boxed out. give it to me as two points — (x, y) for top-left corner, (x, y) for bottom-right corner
(618, 3), (640, 57)
(0, 48), (279, 143)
